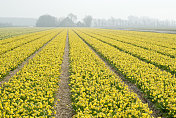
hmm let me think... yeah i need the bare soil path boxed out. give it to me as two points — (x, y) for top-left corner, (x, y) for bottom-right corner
(55, 30), (73, 118)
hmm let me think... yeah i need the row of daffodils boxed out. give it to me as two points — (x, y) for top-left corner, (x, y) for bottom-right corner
(0, 29), (55, 55)
(84, 28), (176, 58)
(98, 28), (176, 50)
(74, 29), (176, 117)
(0, 29), (67, 117)
(78, 29), (176, 75)
(0, 29), (62, 80)
(69, 30), (152, 117)
(0, 28), (49, 43)
(0, 28), (44, 40)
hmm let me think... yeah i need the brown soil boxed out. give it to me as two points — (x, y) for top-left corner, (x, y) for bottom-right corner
(0, 32), (61, 87)
(74, 30), (163, 118)
(55, 31), (73, 118)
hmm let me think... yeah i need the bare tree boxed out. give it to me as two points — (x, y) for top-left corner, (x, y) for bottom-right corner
(68, 13), (77, 23)
(83, 15), (93, 27)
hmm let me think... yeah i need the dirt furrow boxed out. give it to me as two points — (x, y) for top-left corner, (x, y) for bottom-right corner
(73, 30), (162, 118)
(0, 31), (62, 87)
(55, 30), (73, 118)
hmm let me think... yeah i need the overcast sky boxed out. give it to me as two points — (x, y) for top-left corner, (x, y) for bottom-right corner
(0, 0), (176, 20)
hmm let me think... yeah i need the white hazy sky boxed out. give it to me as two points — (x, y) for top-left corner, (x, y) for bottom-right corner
(0, 0), (176, 20)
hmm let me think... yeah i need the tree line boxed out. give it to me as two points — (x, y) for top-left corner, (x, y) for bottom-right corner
(36, 14), (176, 29)
(0, 23), (12, 27)
(36, 13), (92, 27)
(92, 16), (176, 29)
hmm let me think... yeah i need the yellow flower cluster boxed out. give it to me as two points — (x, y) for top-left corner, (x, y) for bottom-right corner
(0, 29), (62, 80)
(0, 29), (67, 117)
(0, 29), (55, 55)
(77, 29), (176, 74)
(69, 30), (152, 117)
(84, 28), (176, 58)
(0, 27), (48, 40)
(99, 28), (176, 50)
(74, 29), (176, 117)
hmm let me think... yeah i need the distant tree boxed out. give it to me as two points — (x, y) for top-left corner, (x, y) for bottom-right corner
(36, 15), (57, 27)
(68, 13), (77, 23)
(59, 17), (75, 27)
(0, 23), (12, 27)
(76, 21), (85, 27)
(83, 16), (93, 27)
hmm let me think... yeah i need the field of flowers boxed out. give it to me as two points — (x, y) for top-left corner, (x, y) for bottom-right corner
(0, 29), (66, 117)
(0, 29), (62, 80)
(74, 28), (176, 117)
(69, 30), (152, 117)
(0, 28), (175, 117)
(76, 29), (176, 75)
(0, 27), (50, 40)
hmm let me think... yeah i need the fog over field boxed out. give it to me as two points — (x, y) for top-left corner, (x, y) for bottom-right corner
(1, 0), (176, 20)
(0, 0), (176, 28)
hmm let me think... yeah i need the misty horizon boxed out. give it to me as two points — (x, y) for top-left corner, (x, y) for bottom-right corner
(1, 15), (175, 22)
(1, 0), (176, 21)
(1, 0), (176, 28)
